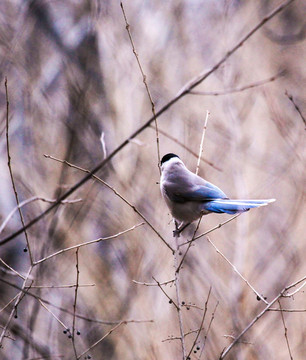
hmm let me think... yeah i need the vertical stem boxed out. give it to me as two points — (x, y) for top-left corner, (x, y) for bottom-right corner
(174, 223), (186, 359)
(72, 247), (80, 358)
(4, 77), (33, 264)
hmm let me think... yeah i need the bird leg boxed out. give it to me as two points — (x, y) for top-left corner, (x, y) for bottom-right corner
(173, 220), (191, 237)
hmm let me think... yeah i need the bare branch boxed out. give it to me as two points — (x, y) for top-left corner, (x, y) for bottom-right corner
(219, 275), (306, 359)
(180, 213), (242, 247)
(173, 226), (187, 359)
(189, 72), (284, 96)
(196, 111), (210, 175)
(4, 78), (33, 263)
(120, 1), (161, 172)
(149, 126), (222, 172)
(43, 154), (174, 253)
(0, 258), (26, 280)
(132, 279), (175, 286)
(38, 300), (68, 331)
(33, 223), (144, 265)
(0, 196), (82, 235)
(0, 266), (34, 347)
(176, 216), (203, 273)
(206, 236), (268, 304)
(285, 90), (306, 129)
(186, 287), (212, 359)
(0, 0), (295, 246)
(76, 321), (124, 359)
(152, 276), (179, 310)
(278, 300), (294, 360)
(71, 248), (80, 358)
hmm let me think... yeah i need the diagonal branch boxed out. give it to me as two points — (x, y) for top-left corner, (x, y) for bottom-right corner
(33, 223), (144, 265)
(42, 154), (174, 252)
(0, 0), (296, 247)
(219, 275), (306, 359)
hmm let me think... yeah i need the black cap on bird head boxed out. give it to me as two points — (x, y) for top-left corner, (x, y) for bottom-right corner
(161, 153), (180, 165)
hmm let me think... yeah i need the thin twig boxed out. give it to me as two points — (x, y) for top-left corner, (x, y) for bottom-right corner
(152, 276), (179, 310)
(219, 275), (306, 359)
(43, 154), (174, 253)
(0, 277), (153, 325)
(278, 299), (294, 360)
(149, 126), (222, 172)
(206, 236), (268, 303)
(25, 284), (95, 289)
(162, 327), (207, 342)
(186, 287), (212, 360)
(196, 111), (210, 175)
(76, 321), (125, 359)
(268, 308), (306, 312)
(4, 78), (33, 263)
(200, 301), (219, 359)
(0, 266), (33, 347)
(189, 72), (284, 96)
(180, 213), (242, 247)
(0, 294), (19, 314)
(33, 223), (144, 265)
(132, 279), (175, 286)
(0, 196), (82, 235)
(176, 216), (203, 273)
(0, 258), (26, 280)
(120, 1), (161, 172)
(283, 280), (306, 297)
(0, 0), (294, 246)
(285, 90), (306, 129)
(39, 300), (68, 330)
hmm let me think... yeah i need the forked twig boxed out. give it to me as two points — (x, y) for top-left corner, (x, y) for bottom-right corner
(0, 277), (153, 327)
(200, 301), (219, 359)
(186, 287), (212, 359)
(43, 154), (174, 253)
(180, 213), (242, 247)
(133, 279), (175, 286)
(176, 216), (203, 273)
(152, 276), (179, 310)
(0, 266), (34, 347)
(219, 275), (306, 359)
(76, 321), (125, 359)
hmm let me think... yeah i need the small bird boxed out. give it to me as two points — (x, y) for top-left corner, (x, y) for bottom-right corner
(160, 153), (275, 234)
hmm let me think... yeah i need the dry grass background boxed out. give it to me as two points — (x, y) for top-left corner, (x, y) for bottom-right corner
(0, 0), (305, 359)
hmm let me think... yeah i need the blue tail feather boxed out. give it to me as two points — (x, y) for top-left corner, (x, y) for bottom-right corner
(202, 199), (275, 215)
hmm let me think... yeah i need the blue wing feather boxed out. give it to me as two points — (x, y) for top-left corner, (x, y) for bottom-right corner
(168, 181), (227, 203)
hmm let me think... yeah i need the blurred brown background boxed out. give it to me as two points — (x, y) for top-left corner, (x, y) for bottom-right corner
(0, 0), (305, 359)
